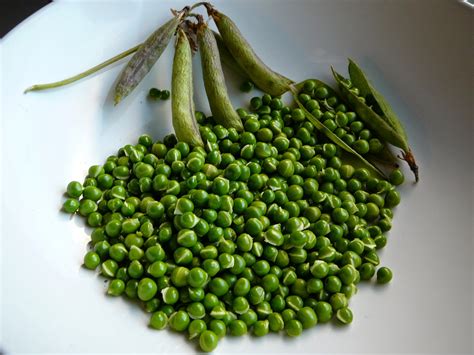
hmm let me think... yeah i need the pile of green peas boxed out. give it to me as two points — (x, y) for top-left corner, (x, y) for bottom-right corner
(298, 80), (386, 156)
(63, 93), (400, 352)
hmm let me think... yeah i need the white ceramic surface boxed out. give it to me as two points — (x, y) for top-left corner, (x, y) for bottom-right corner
(1, 0), (472, 354)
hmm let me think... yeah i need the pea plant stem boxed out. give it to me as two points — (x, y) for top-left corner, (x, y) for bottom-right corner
(24, 44), (141, 93)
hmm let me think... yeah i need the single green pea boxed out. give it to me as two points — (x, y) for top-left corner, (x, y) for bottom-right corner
(78, 199), (98, 216)
(168, 310), (190, 332)
(67, 181), (83, 198)
(336, 307), (353, 324)
(101, 259), (118, 278)
(285, 319), (303, 337)
(107, 279), (125, 296)
(187, 319), (207, 340)
(137, 278), (157, 301)
(199, 330), (219, 352)
(389, 168), (405, 186)
(228, 319), (247, 336)
(128, 260), (144, 279)
(83, 251), (100, 270)
(377, 266), (393, 284)
(251, 319), (269, 337)
(149, 311), (168, 330)
(296, 306), (318, 329)
(208, 277), (229, 297)
(63, 198), (80, 213)
(267, 312), (284, 332)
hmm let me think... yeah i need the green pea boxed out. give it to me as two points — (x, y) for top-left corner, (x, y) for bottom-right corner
(128, 260), (144, 279)
(66, 181), (83, 198)
(199, 330), (219, 352)
(83, 251), (100, 270)
(377, 266), (393, 284)
(253, 320), (270, 337)
(107, 279), (125, 296)
(296, 306), (318, 329)
(101, 259), (118, 278)
(208, 278), (229, 297)
(63, 198), (80, 213)
(285, 319), (303, 337)
(79, 199), (98, 216)
(168, 310), (190, 332)
(137, 278), (157, 301)
(149, 311), (168, 330)
(162, 286), (179, 305)
(336, 307), (353, 324)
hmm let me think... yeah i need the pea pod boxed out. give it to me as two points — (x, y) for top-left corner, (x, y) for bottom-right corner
(331, 63), (418, 181)
(114, 10), (187, 105)
(295, 79), (397, 168)
(207, 5), (293, 96)
(197, 21), (243, 131)
(290, 81), (387, 179)
(213, 31), (250, 81)
(348, 59), (407, 142)
(171, 28), (203, 147)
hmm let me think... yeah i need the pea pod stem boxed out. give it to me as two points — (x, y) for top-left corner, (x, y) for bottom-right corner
(24, 44), (141, 93)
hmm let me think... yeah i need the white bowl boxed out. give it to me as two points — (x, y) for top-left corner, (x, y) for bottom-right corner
(1, 0), (472, 353)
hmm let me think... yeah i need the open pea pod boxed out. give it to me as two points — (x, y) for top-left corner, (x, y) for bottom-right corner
(290, 81), (387, 179)
(348, 59), (407, 142)
(332, 67), (418, 181)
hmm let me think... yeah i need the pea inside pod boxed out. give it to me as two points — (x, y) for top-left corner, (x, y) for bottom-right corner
(332, 60), (419, 181)
(289, 81), (387, 179)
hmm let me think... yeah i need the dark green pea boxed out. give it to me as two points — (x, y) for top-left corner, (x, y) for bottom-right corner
(377, 266), (393, 284)
(315, 86), (329, 99)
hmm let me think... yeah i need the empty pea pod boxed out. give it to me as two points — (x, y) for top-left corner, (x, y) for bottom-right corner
(207, 4), (293, 96)
(171, 28), (203, 147)
(197, 19), (243, 131)
(114, 9), (188, 105)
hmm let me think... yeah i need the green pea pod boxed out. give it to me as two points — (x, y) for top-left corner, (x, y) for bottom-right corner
(171, 28), (203, 147)
(114, 11), (186, 105)
(290, 81), (387, 179)
(207, 5), (293, 96)
(331, 65), (418, 181)
(197, 21), (243, 131)
(348, 59), (407, 142)
(296, 79), (397, 168)
(213, 31), (250, 81)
